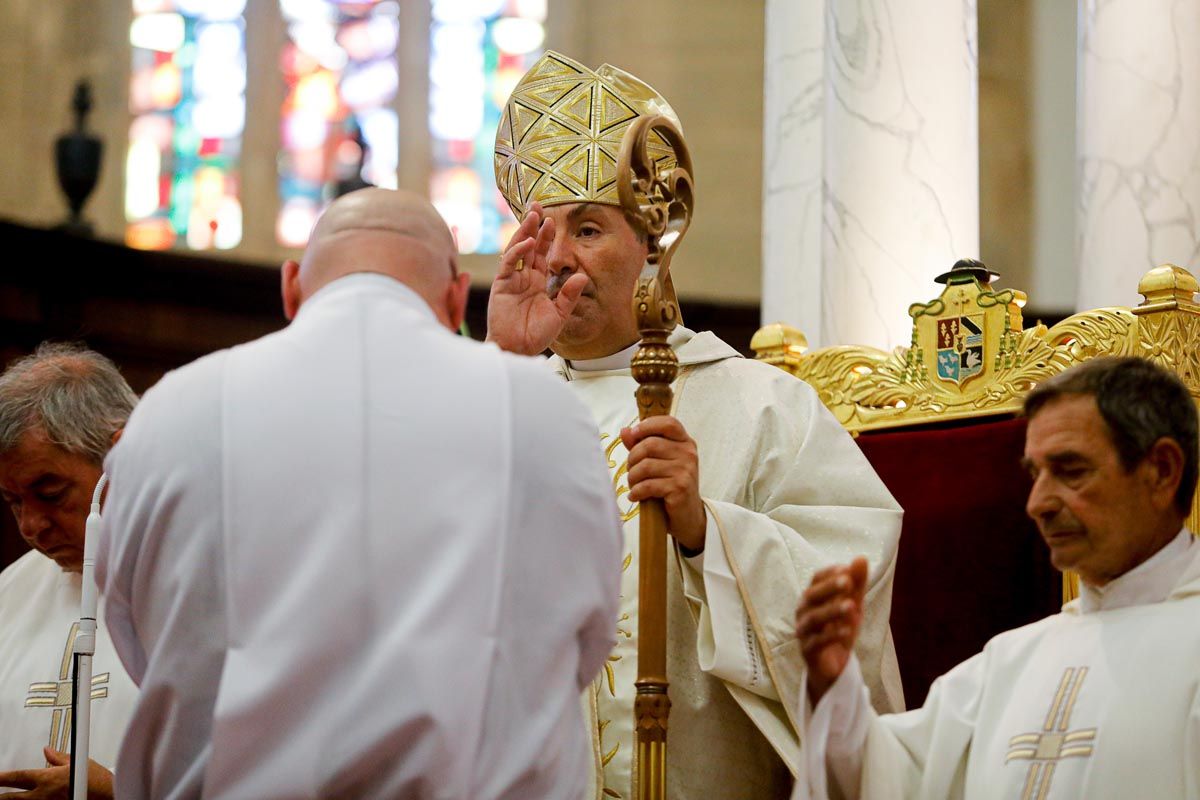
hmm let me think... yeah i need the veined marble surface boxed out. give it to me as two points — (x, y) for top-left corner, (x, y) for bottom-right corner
(762, 0), (824, 344)
(1077, 0), (1200, 310)
(763, 0), (979, 350)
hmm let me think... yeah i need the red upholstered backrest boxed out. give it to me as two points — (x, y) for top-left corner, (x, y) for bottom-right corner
(855, 416), (1062, 707)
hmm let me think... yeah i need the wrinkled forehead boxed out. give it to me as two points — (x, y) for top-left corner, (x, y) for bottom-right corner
(538, 200), (615, 220)
(0, 447), (65, 492)
(1024, 394), (1111, 457)
(536, 201), (641, 235)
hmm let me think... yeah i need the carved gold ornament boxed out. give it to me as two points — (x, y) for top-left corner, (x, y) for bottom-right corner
(751, 265), (1200, 433)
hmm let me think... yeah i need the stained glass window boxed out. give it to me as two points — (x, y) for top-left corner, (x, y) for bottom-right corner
(429, 0), (546, 254)
(277, 0), (400, 248)
(126, 0), (246, 251)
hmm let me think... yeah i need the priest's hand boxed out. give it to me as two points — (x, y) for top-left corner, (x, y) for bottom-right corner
(0, 747), (113, 799)
(486, 201), (587, 355)
(796, 557), (869, 705)
(621, 416), (706, 552)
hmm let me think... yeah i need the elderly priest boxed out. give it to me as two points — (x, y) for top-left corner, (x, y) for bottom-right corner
(0, 343), (140, 800)
(488, 51), (904, 799)
(793, 356), (1200, 800)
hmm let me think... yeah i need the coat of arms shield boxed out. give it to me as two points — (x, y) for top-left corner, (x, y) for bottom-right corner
(935, 314), (984, 385)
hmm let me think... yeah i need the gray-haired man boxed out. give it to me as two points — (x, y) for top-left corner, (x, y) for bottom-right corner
(0, 343), (139, 800)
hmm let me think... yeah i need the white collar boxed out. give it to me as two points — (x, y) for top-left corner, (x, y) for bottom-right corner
(564, 341), (641, 373)
(1078, 528), (1195, 613)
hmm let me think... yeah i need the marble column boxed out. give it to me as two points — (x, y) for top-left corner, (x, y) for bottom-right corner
(762, 0), (824, 345)
(1076, 0), (1200, 310)
(763, 0), (980, 350)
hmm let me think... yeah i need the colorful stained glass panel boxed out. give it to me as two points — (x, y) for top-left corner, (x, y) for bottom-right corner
(429, 0), (544, 254)
(126, 2), (245, 250)
(277, 0), (400, 248)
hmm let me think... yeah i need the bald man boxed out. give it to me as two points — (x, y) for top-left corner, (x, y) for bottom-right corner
(97, 189), (624, 799)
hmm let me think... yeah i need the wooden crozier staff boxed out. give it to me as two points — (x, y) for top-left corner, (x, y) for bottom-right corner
(616, 114), (694, 800)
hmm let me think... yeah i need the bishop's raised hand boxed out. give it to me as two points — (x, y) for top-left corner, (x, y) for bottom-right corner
(486, 202), (588, 356)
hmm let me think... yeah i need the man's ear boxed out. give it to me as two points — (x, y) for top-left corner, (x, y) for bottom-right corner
(110, 428), (123, 448)
(281, 260), (302, 320)
(445, 271), (471, 332)
(1144, 436), (1186, 511)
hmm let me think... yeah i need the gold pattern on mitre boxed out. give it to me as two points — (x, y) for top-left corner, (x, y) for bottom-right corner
(494, 51), (681, 218)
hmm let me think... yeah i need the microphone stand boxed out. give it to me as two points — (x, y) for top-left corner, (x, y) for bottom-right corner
(69, 473), (107, 800)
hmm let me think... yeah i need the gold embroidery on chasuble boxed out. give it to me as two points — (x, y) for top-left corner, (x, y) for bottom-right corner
(595, 427), (640, 798)
(1005, 667), (1097, 800)
(24, 622), (111, 752)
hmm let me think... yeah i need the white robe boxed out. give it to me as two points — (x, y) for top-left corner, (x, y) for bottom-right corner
(794, 529), (1200, 800)
(0, 550), (137, 773)
(98, 274), (624, 799)
(550, 327), (904, 799)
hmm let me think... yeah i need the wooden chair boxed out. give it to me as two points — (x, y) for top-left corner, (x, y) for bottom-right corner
(751, 263), (1200, 706)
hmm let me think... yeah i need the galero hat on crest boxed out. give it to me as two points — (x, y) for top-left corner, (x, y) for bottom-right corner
(494, 50), (681, 219)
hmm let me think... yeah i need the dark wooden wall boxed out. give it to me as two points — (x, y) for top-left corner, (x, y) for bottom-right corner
(0, 220), (761, 570)
(0, 221), (290, 569)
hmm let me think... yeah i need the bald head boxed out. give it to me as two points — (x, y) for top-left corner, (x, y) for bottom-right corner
(281, 188), (468, 329)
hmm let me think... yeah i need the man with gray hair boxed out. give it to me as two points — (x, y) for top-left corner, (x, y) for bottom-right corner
(0, 343), (139, 800)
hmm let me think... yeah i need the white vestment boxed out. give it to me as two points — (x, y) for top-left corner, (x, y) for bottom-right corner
(794, 529), (1200, 800)
(550, 327), (904, 800)
(0, 550), (137, 772)
(98, 274), (623, 799)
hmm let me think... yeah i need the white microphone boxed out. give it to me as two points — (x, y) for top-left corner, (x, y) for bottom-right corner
(70, 473), (107, 800)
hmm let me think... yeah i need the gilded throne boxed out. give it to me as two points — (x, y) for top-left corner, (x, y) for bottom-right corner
(752, 261), (1200, 706)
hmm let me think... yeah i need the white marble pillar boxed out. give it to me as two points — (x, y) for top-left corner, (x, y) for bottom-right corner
(762, 0), (825, 345)
(1076, 0), (1200, 310)
(763, 0), (979, 350)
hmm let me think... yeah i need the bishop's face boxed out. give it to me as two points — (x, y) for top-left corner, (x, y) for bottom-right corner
(541, 202), (649, 361)
(1023, 394), (1176, 587)
(0, 427), (101, 573)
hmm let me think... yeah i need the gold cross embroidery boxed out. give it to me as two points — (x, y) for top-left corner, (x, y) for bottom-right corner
(595, 424), (639, 800)
(1005, 666), (1097, 800)
(601, 427), (640, 524)
(24, 623), (110, 752)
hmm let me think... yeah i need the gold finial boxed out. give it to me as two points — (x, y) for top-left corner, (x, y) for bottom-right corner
(1135, 264), (1200, 314)
(618, 114), (693, 335)
(750, 323), (809, 368)
(750, 322), (808, 353)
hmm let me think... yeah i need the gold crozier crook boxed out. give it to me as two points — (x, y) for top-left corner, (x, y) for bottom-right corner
(616, 113), (694, 800)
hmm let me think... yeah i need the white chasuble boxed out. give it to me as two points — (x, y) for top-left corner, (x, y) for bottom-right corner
(99, 275), (623, 799)
(796, 530), (1200, 800)
(0, 550), (137, 772)
(553, 328), (904, 800)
